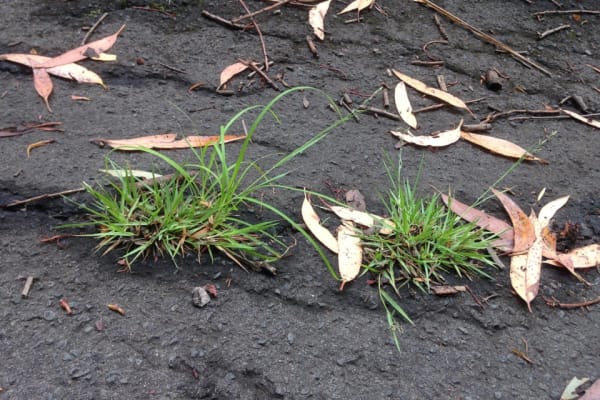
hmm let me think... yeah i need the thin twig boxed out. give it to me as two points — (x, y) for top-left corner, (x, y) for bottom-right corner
(413, 97), (486, 114)
(2, 187), (85, 208)
(238, 59), (279, 91)
(533, 9), (600, 17)
(239, 0), (270, 72)
(415, 0), (552, 76)
(482, 109), (561, 123)
(358, 106), (401, 121)
(233, 0), (291, 22)
(81, 12), (108, 45)
(543, 296), (600, 309)
(537, 24), (570, 40)
(201, 10), (249, 30)
(21, 276), (35, 298)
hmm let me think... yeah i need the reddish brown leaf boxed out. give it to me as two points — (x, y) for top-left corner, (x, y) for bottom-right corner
(492, 189), (535, 254)
(460, 131), (548, 163)
(37, 25), (126, 69)
(91, 133), (247, 150)
(441, 194), (514, 251)
(510, 212), (542, 312)
(580, 378), (600, 400)
(32, 66), (53, 112)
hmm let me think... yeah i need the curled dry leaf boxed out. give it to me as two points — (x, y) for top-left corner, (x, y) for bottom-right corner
(107, 303), (126, 316)
(329, 205), (395, 235)
(441, 194), (514, 251)
(90, 133), (247, 151)
(301, 193), (339, 253)
(37, 24), (126, 69)
(392, 68), (469, 111)
(492, 189), (535, 254)
(391, 120), (462, 148)
(460, 131), (548, 163)
(26, 139), (55, 158)
(219, 62), (249, 89)
(308, 0), (331, 41)
(561, 109), (600, 129)
(510, 212), (542, 312)
(394, 82), (417, 128)
(0, 54), (105, 87)
(338, 0), (375, 14)
(337, 221), (363, 290)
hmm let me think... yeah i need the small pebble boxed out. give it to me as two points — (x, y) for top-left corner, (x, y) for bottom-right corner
(43, 310), (57, 321)
(287, 332), (295, 345)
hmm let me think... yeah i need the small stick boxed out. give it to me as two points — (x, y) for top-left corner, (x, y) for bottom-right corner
(130, 6), (175, 17)
(233, 0), (291, 22)
(537, 24), (570, 40)
(436, 74), (447, 91)
(158, 62), (187, 74)
(306, 35), (319, 58)
(358, 106), (401, 121)
(422, 39), (448, 61)
(21, 276), (35, 298)
(433, 14), (448, 40)
(81, 12), (108, 45)
(411, 60), (444, 66)
(533, 9), (600, 17)
(482, 108), (561, 123)
(382, 87), (390, 108)
(587, 64), (600, 74)
(238, 59), (279, 91)
(415, 0), (552, 76)
(2, 187), (85, 208)
(462, 123), (492, 132)
(239, 0), (270, 71)
(543, 296), (600, 309)
(201, 10), (249, 30)
(464, 285), (484, 308)
(413, 97), (486, 114)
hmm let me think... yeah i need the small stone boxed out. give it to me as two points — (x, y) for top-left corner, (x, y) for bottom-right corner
(70, 367), (90, 379)
(192, 287), (210, 308)
(287, 332), (295, 345)
(494, 392), (502, 399)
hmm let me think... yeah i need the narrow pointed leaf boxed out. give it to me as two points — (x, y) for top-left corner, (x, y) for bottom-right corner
(392, 68), (468, 110)
(510, 212), (542, 312)
(337, 221), (363, 289)
(37, 24), (125, 69)
(538, 195), (569, 228)
(338, 0), (375, 14)
(90, 133), (246, 150)
(547, 244), (600, 269)
(460, 131), (547, 163)
(562, 109), (600, 129)
(492, 189), (535, 254)
(329, 205), (396, 234)
(302, 194), (339, 253)
(32, 66), (53, 112)
(391, 120), (462, 147)
(394, 82), (417, 128)
(441, 194), (514, 251)
(308, 0), (331, 41)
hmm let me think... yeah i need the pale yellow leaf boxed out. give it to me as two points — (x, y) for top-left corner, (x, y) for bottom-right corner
(546, 244), (600, 269)
(337, 221), (363, 289)
(460, 131), (547, 163)
(308, 0), (331, 41)
(538, 195), (569, 228)
(391, 120), (462, 147)
(329, 205), (395, 234)
(302, 194), (339, 253)
(562, 109), (600, 129)
(391, 68), (468, 110)
(90, 52), (117, 62)
(560, 377), (590, 400)
(219, 62), (249, 88)
(394, 82), (417, 128)
(338, 0), (375, 14)
(510, 213), (542, 312)
(100, 169), (163, 179)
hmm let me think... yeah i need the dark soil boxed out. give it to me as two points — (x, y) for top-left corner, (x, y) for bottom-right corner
(1, 1), (600, 399)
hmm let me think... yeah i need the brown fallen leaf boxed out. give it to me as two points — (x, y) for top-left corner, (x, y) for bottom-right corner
(219, 62), (249, 89)
(107, 303), (125, 316)
(27, 139), (55, 158)
(492, 189), (535, 254)
(308, 0), (331, 41)
(392, 68), (469, 111)
(441, 194), (514, 251)
(37, 24), (126, 69)
(32, 65), (53, 112)
(510, 212), (542, 312)
(301, 193), (339, 253)
(460, 131), (548, 163)
(338, 0), (375, 14)
(394, 82), (417, 129)
(391, 120), (462, 147)
(90, 133), (247, 150)
(561, 109), (600, 129)
(0, 53), (106, 87)
(546, 244), (600, 270)
(337, 221), (363, 290)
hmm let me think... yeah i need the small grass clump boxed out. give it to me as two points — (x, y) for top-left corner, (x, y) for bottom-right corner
(359, 158), (496, 347)
(66, 87), (347, 271)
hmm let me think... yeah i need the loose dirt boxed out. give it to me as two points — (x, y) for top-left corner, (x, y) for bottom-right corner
(1, 1), (599, 399)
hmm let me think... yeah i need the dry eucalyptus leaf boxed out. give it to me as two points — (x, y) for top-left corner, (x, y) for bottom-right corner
(338, 0), (375, 14)
(337, 221), (363, 290)
(301, 193), (339, 253)
(460, 131), (547, 163)
(394, 81), (417, 128)
(392, 68), (469, 111)
(510, 212), (542, 312)
(492, 189), (535, 255)
(391, 120), (462, 147)
(308, 0), (331, 41)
